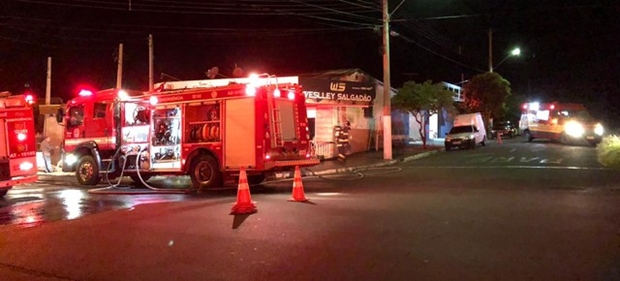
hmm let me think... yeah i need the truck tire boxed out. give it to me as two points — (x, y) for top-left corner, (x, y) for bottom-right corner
(76, 155), (102, 186)
(0, 189), (8, 197)
(190, 154), (222, 190)
(560, 133), (571, 145)
(525, 130), (533, 142)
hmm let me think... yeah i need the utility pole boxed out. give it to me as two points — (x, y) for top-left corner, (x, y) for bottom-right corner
(116, 43), (123, 89)
(149, 35), (154, 91)
(45, 57), (51, 105)
(382, 0), (392, 160)
(488, 29), (493, 72)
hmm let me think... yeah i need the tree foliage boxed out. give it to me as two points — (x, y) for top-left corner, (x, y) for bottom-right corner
(392, 80), (456, 148)
(461, 72), (512, 131)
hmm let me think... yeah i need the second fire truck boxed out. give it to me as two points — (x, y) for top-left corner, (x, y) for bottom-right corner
(0, 92), (38, 197)
(57, 75), (320, 189)
(519, 102), (604, 145)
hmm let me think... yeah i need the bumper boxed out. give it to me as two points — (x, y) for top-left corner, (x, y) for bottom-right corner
(445, 139), (475, 149)
(0, 174), (38, 189)
(266, 158), (321, 170)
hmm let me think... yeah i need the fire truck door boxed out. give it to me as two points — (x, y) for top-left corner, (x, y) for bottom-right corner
(535, 109), (553, 135)
(88, 102), (114, 150)
(66, 104), (86, 143)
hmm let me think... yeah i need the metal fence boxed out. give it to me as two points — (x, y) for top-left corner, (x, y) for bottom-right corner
(310, 141), (335, 160)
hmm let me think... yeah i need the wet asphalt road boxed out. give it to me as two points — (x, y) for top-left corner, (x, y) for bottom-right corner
(0, 138), (616, 229)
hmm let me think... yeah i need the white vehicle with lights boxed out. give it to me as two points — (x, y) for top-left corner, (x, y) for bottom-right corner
(519, 102), (604, 145)
(56, 75), (320, 189)
(0, 92), (38, 197)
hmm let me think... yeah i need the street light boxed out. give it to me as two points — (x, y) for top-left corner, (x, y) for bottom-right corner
(490, 47), (521, 72)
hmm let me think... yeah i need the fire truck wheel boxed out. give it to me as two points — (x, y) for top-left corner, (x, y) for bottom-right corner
(0, 189), (8, 197)
(525, 131), (533, 142)
(560, 133), (571, 145)
(190, 155), (222, 189)
(76, 155), (102, 186)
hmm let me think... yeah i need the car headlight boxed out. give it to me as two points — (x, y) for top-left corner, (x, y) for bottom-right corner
(565, 120), (585, 137)
(65, 153), (78, 166)
(594, 123), (604, 136)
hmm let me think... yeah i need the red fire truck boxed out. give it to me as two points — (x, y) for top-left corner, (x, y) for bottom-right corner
(519, 102), (604, 145)
(56, 76), (320, 189)
(0, 92), (38, 197)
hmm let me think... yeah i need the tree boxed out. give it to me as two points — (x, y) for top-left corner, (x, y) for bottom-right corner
(392, 80), (456, 149)
(461, 72), (512, 134)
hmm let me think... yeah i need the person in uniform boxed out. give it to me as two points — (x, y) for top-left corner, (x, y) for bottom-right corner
(336, 121), (351, 162)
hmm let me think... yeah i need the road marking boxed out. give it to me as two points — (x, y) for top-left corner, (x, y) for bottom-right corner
(410, 165), (610, 170)
(467, 156), (562, 164)
(509, 148), (516, 153)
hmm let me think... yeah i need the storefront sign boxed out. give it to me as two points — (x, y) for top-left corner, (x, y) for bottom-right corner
(299, 78), (375, 105)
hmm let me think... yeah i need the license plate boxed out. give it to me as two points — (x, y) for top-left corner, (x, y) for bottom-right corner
(586, 136), (594, 140)
(453, 141), (461, 145)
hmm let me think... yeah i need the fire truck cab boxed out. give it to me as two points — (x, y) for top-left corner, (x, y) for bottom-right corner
(519, 102), (604, 145)
(0, 92), (38, 197)
(57, 76), (319, 189)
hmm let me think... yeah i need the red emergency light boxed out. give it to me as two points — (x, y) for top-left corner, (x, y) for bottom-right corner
(25, 94), (35, 104)
(78, 89), (93, 97)
(17, 133), (27, 141)
(287, 90), (295, 100)
(149, 96), (158, 105)
(550, 104), (555, 110)
(273, 89), (281, 98)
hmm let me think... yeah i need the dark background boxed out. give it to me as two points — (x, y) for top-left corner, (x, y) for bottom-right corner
(1, 0), (619, 127)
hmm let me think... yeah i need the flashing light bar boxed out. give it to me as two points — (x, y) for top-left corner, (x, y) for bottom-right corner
(25, 95), (35, 104)
(118, 90), (130, 101)
(287, 90), (295, 100)
(78, 89), (93, 97)
(246, 86), (257, 96)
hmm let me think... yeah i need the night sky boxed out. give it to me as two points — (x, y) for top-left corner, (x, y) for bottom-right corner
(2, 0), (619, 126)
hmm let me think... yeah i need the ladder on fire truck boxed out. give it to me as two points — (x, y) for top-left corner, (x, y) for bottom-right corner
(272, 107), (283, 146)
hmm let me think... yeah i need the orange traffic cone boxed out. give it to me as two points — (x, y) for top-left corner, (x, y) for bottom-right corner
(497, 132), (503, 144)
(231, 167), (257, 215)
(288, 166), (309, 202)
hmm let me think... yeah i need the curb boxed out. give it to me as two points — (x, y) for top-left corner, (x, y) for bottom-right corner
(280, 148), (444, 179)
(38, 148), (444, 182)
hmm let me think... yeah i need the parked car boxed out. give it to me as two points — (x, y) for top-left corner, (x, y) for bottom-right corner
(490, 121), (517, 139)
(444, 124), (486, 151)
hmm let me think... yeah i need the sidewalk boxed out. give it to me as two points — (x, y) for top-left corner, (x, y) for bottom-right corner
(302, 140), (444, 177)
(37, 140), (445, 181)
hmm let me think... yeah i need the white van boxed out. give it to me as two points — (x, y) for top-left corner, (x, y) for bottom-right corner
(444, 113), (487, 150)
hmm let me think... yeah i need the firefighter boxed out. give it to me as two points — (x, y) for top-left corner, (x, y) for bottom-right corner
(336, 121), (351, 162)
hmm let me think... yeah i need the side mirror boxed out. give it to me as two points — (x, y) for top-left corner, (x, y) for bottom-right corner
(56, 108), (64, 123)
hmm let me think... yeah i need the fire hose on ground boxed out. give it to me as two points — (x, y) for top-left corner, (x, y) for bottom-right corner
(88, 148), (191, 195)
